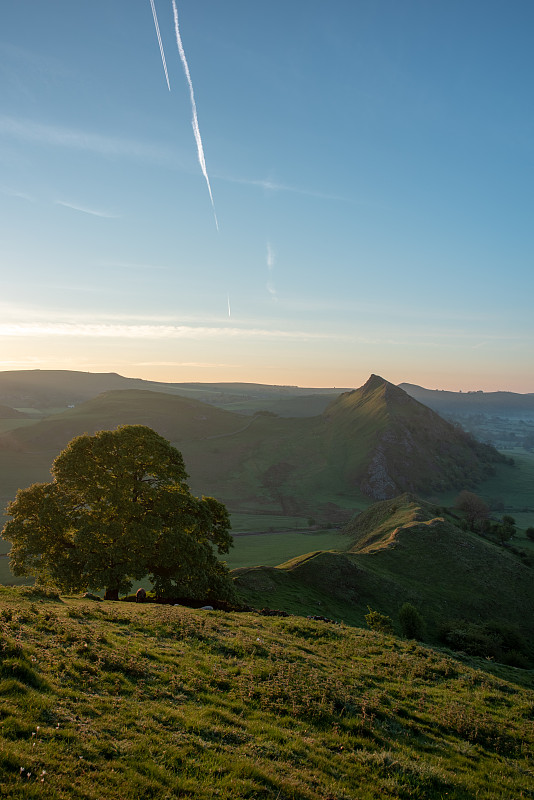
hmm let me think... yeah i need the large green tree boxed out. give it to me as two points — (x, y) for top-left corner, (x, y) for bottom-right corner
(2, 425), (234, 601)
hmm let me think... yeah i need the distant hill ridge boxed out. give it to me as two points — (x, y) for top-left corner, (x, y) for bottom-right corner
(0, 375), (507, 508)
(0, 369), (347, 411)
(400, 382), (534, 416)
(0, 368), (531, 420)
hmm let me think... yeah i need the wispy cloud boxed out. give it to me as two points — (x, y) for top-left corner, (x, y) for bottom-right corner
(0, 115), (180, 166)
(135, 361), (239, 368)
(266, 242), (277, 299)
(0, 321), (341, 342)
(55, 200), (120, 218)
(218, 173), (346, 201)
(0, 186), (36, 203)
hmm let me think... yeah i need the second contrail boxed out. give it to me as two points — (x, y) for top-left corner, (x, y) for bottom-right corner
(172, 0), (219, 231)
(149, 0), (171, 91)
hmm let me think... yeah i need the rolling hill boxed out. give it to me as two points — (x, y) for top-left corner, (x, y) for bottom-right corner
(0, 369), (346, 413)
(234, 493), (534, 660)
(400, 382), (534, 418)
(0, 376), (508, 518)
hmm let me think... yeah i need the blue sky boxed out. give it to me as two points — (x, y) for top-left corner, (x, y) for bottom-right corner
(1, 1), (532, 391)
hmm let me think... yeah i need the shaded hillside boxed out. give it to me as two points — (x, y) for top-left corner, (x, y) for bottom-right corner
(1, 390), (248, 453)
(234, 494), (534, 657)
(0, 370), (148, 409)
(0, 404), (27, 419)
(400, 382), (534, 418)
(323, 375), (505, 499)
(0, 588), (532, 799)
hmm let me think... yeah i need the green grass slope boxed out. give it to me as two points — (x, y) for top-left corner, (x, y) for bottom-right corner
(234, 494), (534, 655)
(0, 390), (248, 455)
(0, 587), (533, 799)
(324, 375), (505, 500)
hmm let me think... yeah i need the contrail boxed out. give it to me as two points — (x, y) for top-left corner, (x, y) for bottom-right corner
(149, 0), (171, 90)
(227, 293), (231, 318)
(172, 0), (219, 231)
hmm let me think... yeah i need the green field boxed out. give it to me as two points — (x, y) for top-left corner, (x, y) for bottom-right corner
(225, 529), (353, 570)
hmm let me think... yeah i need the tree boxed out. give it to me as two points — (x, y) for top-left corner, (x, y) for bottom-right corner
(399, 602), (425, 640)
(2, 425), (234, 602)
(455, 490), (489, 531)
(492, 514), (516, 545)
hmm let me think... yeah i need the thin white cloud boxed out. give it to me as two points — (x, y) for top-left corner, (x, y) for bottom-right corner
(135, 361), (239, 368)
(0, 321), (342, 342)
(55, 200), (120, 219)
(0, 115), (180, 166)
(266, 241), (277, 299)
(0, 186), (36, 202)
(218, 173), (346, 201)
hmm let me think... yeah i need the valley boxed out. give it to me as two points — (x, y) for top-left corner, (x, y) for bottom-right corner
(0, 370), (533, 799)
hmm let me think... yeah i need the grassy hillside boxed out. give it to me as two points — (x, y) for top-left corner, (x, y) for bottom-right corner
(0, 369), (347, 413)
(3, 390), (247, 454)
(0, 587), (533, 800)
(325, 376), (505, 499)
(234, 494), (534, 660)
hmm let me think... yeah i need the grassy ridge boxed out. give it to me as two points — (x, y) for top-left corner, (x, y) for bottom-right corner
(234, 495), (534, 654)
(0, 587), (533, 799)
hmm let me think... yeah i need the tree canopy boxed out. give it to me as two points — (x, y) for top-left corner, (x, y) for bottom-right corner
(2, 425), (234, 601)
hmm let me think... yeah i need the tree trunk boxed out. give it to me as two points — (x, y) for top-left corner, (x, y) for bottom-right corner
(104, 588), (119, 601)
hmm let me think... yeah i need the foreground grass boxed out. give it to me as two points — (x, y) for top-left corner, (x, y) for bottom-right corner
(1, 588), (533, 799)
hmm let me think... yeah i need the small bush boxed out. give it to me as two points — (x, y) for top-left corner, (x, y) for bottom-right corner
(365, 607), (394, 635)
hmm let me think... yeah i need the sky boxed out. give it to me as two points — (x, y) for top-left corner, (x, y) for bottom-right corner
(1, 1), (533, 392)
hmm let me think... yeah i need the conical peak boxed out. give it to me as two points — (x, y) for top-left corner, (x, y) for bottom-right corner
(362, 374), (389, 392)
